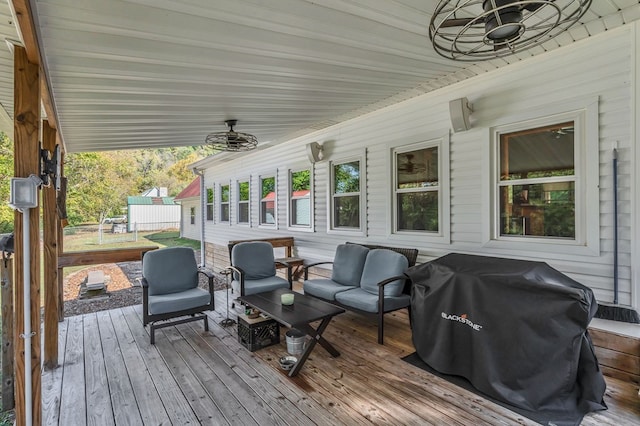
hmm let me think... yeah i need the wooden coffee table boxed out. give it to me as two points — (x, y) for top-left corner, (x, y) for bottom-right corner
(238, 288), (345, 377)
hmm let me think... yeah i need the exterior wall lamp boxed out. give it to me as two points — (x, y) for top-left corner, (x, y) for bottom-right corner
(9, 175), (42, 211)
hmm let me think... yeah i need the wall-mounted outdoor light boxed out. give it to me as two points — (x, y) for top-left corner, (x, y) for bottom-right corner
(9, 175), (42, 210)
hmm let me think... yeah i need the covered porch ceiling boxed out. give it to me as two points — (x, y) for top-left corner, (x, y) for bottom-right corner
(0, 0), (639, 153)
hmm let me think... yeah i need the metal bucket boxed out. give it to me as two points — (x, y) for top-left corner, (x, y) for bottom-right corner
(285, 329), (306, 355)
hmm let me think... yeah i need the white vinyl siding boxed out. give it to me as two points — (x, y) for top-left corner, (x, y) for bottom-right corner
(199, 25), (636, 307)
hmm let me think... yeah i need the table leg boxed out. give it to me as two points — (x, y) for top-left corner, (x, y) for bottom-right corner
(289, 317), (339, 377)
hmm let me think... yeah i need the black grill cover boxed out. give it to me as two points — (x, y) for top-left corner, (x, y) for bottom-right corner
(407, 254), (606, 422)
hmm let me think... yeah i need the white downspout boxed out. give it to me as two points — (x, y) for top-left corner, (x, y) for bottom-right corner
(193, 168), (206, 267)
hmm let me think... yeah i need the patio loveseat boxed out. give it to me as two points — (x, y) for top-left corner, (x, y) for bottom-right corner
(303, 242), (418, 344)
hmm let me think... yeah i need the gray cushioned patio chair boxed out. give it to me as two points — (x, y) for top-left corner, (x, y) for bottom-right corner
(228, 241), (292, 296)
(141, 246), (214, 344)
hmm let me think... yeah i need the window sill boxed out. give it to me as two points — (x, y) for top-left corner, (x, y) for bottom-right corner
(482, 238), (599, 257)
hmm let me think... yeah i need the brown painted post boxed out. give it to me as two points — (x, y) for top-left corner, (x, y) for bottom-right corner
(1, 255), (14, 410)
(42, 120), (58, 369)
(13, 45), (41, 426)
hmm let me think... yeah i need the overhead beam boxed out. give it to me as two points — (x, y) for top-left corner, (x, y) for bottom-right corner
(11, 0), (62, 135)
(13, 45), (41, 426)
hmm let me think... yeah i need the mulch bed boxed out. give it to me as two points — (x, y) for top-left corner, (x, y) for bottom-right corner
(62, 260), (227, 317)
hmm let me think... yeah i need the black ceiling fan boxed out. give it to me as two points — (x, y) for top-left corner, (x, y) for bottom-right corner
(429, 0), (592, 61)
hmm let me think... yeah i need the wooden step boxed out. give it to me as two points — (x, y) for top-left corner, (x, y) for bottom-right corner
(588, 323), (640, 385)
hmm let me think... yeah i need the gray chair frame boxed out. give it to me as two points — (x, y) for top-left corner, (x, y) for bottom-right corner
(141, 250), (215, 344)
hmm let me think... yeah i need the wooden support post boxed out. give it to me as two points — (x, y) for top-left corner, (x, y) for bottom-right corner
(13, 45), (41, 426)
(42, 120), (58, 369)
(57, 152), (64, 322)
(1, 255), (14, 411)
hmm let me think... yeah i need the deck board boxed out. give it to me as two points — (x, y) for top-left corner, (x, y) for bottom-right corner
(58, 316), (86, 426)
(108, 309), (171, 425)
(41, 315), (67, 426)
(120, 306), (201, 425)
(177, 324), (310, 426)
(96, 310), (143, 425)
(83, 313), (115, 425)
(162, 326), (260, 425)
(199, 312), (350, 426)
(42, 289), (640, 425)
(151, 328), (229, 424)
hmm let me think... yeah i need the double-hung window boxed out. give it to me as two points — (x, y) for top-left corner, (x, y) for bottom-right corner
(206, 188), (214, 221)
(486, 99), (599, 255)
(330, 159), (362, 231)
(237, 180), (250, 224)
(289, 169), (312, 229)
(393, 145), (440, 233)
(497, 122), (576, 239)
(220, 184), (230, 222)
(260, 176), (276, 226)
(190, 207), (195, 225)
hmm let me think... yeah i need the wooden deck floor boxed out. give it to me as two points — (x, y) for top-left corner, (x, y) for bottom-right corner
(42, 289), (640, 425)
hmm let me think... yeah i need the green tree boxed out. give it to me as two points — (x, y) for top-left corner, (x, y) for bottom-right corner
(291, 170), (310, 192)
(0, 132), (13, 232)
(65, 152), (133, 224)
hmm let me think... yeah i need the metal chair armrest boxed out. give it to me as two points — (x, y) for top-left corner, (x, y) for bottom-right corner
(303, 261), (334, 280)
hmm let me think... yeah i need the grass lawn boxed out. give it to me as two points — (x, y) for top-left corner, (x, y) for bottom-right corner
(61, 230), (200, 276)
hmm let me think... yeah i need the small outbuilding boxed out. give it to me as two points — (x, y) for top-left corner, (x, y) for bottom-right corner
(127, 194), (180, 232)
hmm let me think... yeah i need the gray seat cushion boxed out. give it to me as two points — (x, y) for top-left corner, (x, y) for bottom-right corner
(360, 249), (409, 296)
(232, 276), (289, 296)
(231, 242), (277, 280)
(303, 279), (356, 300)
(143, 247), (198, 295)
(335, 288), (410, 313)
(148, 287), (211, 315)
(331, 244), (369, 286)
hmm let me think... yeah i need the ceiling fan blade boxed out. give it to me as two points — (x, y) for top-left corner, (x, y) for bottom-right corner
(439, 18), (475, 28)
(521, 2), (548, 12)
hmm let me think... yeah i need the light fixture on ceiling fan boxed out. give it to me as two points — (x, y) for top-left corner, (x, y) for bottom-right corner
(205, 119), (258, 152)
(429, 0), (592, 61)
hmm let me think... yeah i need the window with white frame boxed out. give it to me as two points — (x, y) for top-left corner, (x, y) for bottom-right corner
(237, 180), (250, 224)
(190, 207), (196, 225)
(484, 99), (600, 255)
(260, 176), (276, 226)
(497, 121), (576, 239)
(330, 159), (361, 231)
(289, 169), (312, 228)
(220, 184), (230, 222)
(393, 145), (440, 233)
(206, 187), (214, 221)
